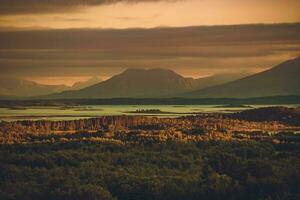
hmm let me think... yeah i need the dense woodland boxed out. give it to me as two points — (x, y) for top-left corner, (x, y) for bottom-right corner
(0, 140), (299, 200)
(0, 107), (300, 200)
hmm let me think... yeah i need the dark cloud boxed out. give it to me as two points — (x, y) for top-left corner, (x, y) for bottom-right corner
(0, 0), (178, 15)
(0, 23), (299, 78)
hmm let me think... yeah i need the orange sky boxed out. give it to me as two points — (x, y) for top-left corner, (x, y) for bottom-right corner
(1, 0), (300, 29)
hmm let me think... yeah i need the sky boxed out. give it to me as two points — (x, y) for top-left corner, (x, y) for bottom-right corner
(0, 0), (300, 85)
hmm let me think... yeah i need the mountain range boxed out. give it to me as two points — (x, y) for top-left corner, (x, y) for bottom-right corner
(1, 57), (299, 99)
(45, 68), (249, 99)
(0, 76), (102, 97)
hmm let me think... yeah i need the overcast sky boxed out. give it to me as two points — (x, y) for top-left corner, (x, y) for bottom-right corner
(0, 0), (299, 85)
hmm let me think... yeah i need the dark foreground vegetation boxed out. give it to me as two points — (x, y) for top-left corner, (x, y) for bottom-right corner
(0, 140), (299, 200)
(0, 107), (300, 200)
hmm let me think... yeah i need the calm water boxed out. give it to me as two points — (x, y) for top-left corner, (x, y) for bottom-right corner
(0, 104), (299, 121)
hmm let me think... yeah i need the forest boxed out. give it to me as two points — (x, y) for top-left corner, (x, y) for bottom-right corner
(1, 108), (300, 200)
(0, 139), (299, 200)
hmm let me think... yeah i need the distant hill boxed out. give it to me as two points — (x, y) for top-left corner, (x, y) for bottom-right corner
(232, 106), (300, 126)
(193, 73), (251, 90)
(0, 78), (70, 97)
(0, 77), (104, 98)
(71, 76), (102, 90)
(187, 57), (300, 98)
(44, 68), (249, 99)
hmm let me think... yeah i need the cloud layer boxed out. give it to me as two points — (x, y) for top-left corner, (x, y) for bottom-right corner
(0, 23), (299, 78)
(1, 23), (300, 49)
(0, 0), (177, 15)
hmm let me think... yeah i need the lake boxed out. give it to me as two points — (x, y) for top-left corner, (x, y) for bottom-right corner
(0, 104), (299, 121)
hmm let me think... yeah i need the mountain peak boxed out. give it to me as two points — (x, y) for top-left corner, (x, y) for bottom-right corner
(45, 66), (257, 99)
(120, 68), (184, 80)
(47, 68), (196, 98)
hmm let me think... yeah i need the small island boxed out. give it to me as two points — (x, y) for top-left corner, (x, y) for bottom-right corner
(126, 109), (173, 114)
(214, 104), (253, 108)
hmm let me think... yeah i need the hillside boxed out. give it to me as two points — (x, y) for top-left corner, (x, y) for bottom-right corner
(193, 73), (251, 90)
(187, 57), (300, 98)
(71, 76), (102, 90)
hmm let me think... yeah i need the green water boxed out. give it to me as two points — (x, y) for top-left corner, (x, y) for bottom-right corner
(0, 104), (299, 121)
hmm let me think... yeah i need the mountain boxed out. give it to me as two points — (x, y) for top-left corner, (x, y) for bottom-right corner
(193, 72), (251, 90)
(45, 68), (250, 99)
(71, 76), (102, 90)
(0, 78), (70, 97)
(187, 57), (300, 98)
(46, 68), (195, 98)
(0, 76), (105, 98)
